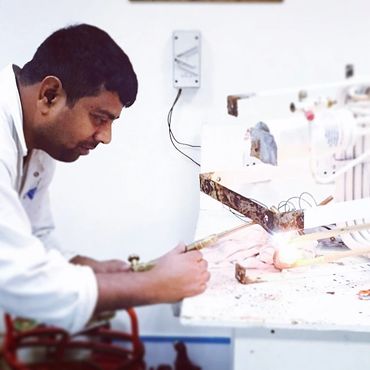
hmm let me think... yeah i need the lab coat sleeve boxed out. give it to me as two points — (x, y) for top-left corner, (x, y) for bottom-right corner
(0, 160), (98, 333)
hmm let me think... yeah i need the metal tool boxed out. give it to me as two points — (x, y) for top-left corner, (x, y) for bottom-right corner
(128, 254), (155, 272)
(129, 222), (254, 272)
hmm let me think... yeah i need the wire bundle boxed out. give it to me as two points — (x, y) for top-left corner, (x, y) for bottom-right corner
(167, 89), (201, 166)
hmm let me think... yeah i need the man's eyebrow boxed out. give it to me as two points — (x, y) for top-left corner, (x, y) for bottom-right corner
(93, 108), (120, 120)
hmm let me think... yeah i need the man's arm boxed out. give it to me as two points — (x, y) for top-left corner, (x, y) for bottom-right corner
(94, 244), (209, 312)
(0, 158), (210, 330)
(0, 160), (97, 333)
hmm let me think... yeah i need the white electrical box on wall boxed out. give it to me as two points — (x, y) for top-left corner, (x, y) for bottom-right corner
(173, 30), (201, 88)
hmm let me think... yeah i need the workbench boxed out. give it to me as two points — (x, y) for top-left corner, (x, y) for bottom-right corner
(180, 123), (370, 370)
(180, 208), (370, 370)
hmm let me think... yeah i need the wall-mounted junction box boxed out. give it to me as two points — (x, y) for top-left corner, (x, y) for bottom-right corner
(173, 30), (201, 88)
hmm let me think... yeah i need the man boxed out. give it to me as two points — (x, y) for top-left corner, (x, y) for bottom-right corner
(0, 24), (209, 332)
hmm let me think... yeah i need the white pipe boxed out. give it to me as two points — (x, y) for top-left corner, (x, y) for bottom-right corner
(233, 77), (370, 100)
(313, 149), (370, 184)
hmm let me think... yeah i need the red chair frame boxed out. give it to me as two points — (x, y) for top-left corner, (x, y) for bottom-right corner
(2, 309), (145, 370)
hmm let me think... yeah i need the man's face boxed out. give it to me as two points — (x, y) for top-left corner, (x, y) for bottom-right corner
(34, 89), (123, 162)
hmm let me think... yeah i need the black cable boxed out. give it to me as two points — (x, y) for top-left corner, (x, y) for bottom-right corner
(167, 89), (201, 166)
(167, 89), (201, 148)
(225, 206), (250, 223)
(223, 197), (269, 223)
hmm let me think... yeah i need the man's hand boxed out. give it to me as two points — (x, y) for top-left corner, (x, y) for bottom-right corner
(146, 243), (210, 303)
(70, 255), (130, 273)
(93, 243), (210, 314)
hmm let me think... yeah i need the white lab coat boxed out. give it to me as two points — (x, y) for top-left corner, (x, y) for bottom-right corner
(0, 64), (98, 333)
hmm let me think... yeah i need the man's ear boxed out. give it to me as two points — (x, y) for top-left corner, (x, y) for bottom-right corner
(37, 76), (65, 114)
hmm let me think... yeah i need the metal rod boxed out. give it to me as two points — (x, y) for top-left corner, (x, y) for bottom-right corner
(185, 222), (254, 252)
(293, 247), (370, 268)
(289, 222), (370, 244)
(233, 78), (370, 101)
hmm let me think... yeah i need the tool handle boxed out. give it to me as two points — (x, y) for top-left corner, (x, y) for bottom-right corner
(186, 222), (253, 252)
(185, 235), (218, 252)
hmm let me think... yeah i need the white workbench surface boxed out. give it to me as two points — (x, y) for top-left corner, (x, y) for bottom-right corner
(181, 123), (370, 369)
(180, 207), (370, 370)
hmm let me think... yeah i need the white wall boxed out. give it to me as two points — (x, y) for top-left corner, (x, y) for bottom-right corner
(1, 0), (370, 366)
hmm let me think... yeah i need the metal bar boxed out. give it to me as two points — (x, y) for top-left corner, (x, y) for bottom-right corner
(199, 172), (304, 233)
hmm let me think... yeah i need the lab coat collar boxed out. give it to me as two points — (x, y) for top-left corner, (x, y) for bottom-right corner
(2, 64), (28, 157)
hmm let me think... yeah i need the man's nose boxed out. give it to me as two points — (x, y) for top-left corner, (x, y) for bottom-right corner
(94, 123), (112, 144)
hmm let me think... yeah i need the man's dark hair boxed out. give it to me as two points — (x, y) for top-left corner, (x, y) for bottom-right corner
(19, 24), (138, 108)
